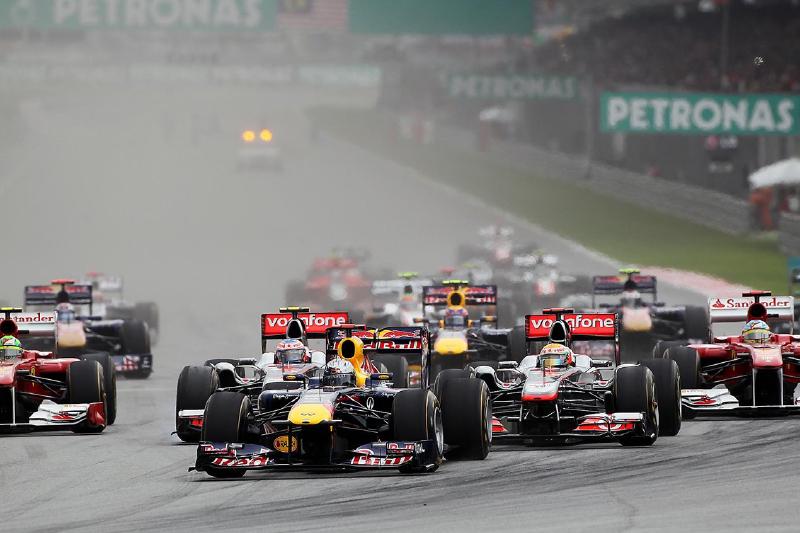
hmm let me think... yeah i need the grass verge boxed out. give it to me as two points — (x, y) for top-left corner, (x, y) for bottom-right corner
(309, 107), (788, 294)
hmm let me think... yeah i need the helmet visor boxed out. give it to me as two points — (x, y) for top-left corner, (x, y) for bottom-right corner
(277, 348), (306, 364)
(540, 354), (568, 368)
(743, 328), (770, 344)
(0, 345), (22, 360)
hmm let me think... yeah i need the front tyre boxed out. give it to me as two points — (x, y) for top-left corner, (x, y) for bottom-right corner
(615, 365), (658, 446)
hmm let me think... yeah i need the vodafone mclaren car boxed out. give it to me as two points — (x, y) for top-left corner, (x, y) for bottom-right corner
(191, 325), (491, 477)
(81, 273), (159, 345)
(421, 281), (511, 376)
(0, 309), (113, 433)
(175, 307), (347, 442)
(590, 269), (709, 359)
(660, 292), (800, 417)
(470, 309), (681, 445)
(24, 280), (153, 378)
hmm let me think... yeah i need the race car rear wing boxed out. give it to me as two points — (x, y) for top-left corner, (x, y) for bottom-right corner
(25, 283), (93, 308)
(592, 275), (657, 296)
(261, 308), (349, 352)
(422, 284), (497, 307)
(0, 308), (57, 337)
(525, 309), (619, 365)
(325, 325), (431, 388)
(708, 292), (794, 328)
(371, 278), (432, 296)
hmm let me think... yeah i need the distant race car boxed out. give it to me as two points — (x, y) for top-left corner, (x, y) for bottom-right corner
(191, 324), (491, 477)
(365, 272), (430, 328)
(0, 308), (114, 433)
(470, 308), (681, 445)
(82, 272), (160, 344)
(236, 128), (282, 171)
(24, 280), (153, 378)
(284, 253), (373, 322)
(421, 281), (511, 377)
(660, 291), (800, 416)
(175, 307), (347, 442)
(590, 268), (709, 359)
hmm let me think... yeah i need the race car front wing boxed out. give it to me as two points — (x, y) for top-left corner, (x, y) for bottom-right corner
(0, 399), (106, 433)
(681, 388), (800, 417)
(492, 411), (647, 443)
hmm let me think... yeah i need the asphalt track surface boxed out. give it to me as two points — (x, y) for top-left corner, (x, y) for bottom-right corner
(2, 86), (799, 532)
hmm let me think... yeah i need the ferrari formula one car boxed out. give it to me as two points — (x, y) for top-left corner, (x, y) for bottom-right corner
(421, 281), (511, 377)
(191, 324), (491, 477)
(660, 291), (800, 417)
(0, 308), (113, 433)
(470, 308), (681, 445)
(175, 307), (347, 442)
(591, 269), (709, 359)
(24, 280), (153, 378)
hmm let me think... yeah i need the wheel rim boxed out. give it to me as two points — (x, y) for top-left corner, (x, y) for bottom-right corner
(433, 406), (444, 456)
(483, 388), (492, 445)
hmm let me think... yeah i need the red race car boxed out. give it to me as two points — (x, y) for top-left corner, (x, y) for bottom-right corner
(661, 291), (800, 416)
(0, 308), (109, 433)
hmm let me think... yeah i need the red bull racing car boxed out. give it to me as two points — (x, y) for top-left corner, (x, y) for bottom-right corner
(191, 323), (491, 477)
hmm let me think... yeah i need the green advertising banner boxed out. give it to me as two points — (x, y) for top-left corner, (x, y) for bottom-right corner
(0, 0), (277, 31)
(349, 0), (533, 35)
(600, 92), (800, 135)
(449, 74), (578, 100)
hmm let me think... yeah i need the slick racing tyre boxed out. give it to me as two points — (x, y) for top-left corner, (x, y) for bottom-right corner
(121, 319), (151, 355)
(665, 347), (701, 389)
(392, 389), (443, 473)
(134, 302), (159, 343)
(176, 365), (219, 442)
(83, 353), (117, 425)
(202, 392), (249, 478)
(68, 360), (106, 434)
(614, 365), (658, 446)
(432, 369), (472, 400)
(373, 354), (409, 388)
(682, 306), (710, 342)
(437, 372), (491, 460)
(640, 359), (682, 437)
(652, 340), (686, 359)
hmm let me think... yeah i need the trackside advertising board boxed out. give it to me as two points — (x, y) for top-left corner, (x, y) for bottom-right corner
(600, 92), (800, 135)
(448, 74), (578, 100)
(0, 0), (277, 31)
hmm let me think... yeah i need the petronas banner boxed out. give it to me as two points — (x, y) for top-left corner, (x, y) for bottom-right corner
(0, 0), (277, 31)
(601, 92), (800, 135)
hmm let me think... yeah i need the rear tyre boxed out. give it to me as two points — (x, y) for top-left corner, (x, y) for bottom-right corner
(393, 389), (443, 473)
(683, 306), (709, 342)
(83, 353), (117, 425)
(614, 365), (657, 446)
(665, 347), (701, 389)
(134, 302), (159, 342)
(121, 319), (151, 355)
(652, 340), (686, 359)
(507, 325), (527, 362)
(68, 360), (106, 434)
(176, 366), (219, 442)
(432, 368), (472, 399)
(640, 359), (681, 436)
(373, 355), (409, 388)
(440, 378), (491, 460)
(202, 392), (249, 478)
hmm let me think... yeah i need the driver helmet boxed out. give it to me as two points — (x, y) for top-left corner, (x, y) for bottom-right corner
(55, 302), (76, 323)
(0, 336), (22, 360)
(322, 357), (356, 387)
(274, 339), (310, 364)
(444, 307), (469, 329)
(620, 290), (643, 308)
(742, 320), (771, 345)
(539, 343), (574, 369)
